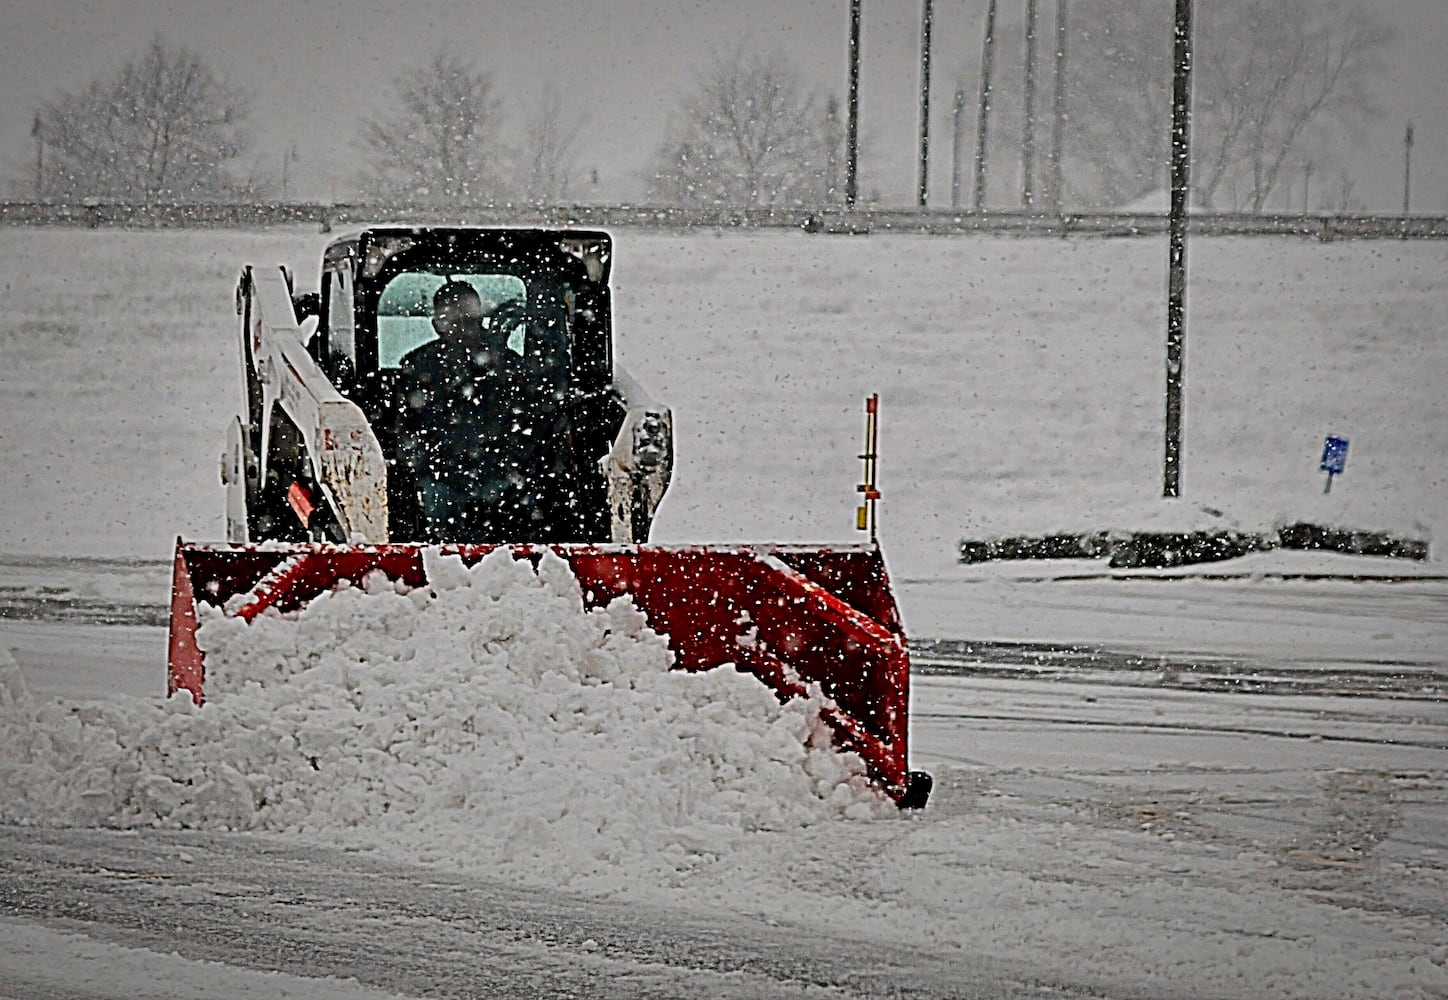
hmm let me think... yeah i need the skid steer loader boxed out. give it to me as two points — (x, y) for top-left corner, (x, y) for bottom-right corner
(168, 227), (930, 808)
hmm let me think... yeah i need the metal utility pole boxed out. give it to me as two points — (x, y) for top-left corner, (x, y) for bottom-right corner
(1164, 0), (1193, 499)
(1022, 0), (1039, 209)
(1050, 0), (1068, 213)
(952, 87), (967, 209)
(1403, 123), (1414, 215)
(917, 0), (934, 208)
(31, 113), (44, 199)
(973, 0), (998, 213)
(847, 0), (862, 210)
(825, 97), (842, 203)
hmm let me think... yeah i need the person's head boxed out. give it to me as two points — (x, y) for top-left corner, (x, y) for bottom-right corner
(431, 280), (485, 343)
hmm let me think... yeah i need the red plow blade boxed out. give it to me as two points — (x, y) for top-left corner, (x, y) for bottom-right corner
(169, 542), (930, 807)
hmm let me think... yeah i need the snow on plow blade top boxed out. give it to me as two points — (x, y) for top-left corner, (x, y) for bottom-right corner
(168, 541), (928, 807)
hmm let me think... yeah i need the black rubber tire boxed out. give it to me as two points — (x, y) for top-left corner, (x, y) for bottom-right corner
(898, 770), (933, 810)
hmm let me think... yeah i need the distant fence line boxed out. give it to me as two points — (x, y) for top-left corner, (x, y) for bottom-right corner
(1, 200), (1446, 240)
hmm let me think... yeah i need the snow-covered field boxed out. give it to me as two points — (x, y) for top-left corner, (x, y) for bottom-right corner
(0, 226), (1445, 998)
(1, 226), (1444, 569)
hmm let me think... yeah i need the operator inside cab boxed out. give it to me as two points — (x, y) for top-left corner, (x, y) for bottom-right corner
(394, 278), (574, 543)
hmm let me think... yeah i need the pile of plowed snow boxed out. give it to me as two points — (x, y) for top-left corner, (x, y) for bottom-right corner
(0, 549), (886, 888)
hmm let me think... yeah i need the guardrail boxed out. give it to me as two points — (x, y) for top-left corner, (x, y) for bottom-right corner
(2, 200), (1445, 240)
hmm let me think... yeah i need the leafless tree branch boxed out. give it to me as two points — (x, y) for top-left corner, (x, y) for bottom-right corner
(33, 35), (251, 201)
(358, 49), (505, 204)
(647, 48), (842, 208)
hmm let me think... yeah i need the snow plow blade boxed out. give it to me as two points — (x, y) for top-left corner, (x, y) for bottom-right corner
(168, 541), (931, 808)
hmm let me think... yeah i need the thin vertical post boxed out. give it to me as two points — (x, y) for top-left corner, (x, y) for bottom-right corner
(1164, 0), (1193, 499)
(1403, 123), (1413, 215)
(1051, 0), (1068, 213)
(952, 88), (967, 209)
(31, 113), (44, 199)
(1022, 0), (1039, 209)
(857, 394), (881, 543)
(973, 0), (998, 213)
(917, 0), (934, 208)
(825, 97), (842, 203)
(847, 0), (862, 210)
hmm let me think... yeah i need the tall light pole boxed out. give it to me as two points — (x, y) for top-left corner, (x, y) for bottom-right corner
(31, 113), (45, 199)
(952, 87), (967, 209)
(973, 0), (998, 213)
(1403, 123), (1414, 215)
(825, 97), (842, 203)
(1050, 0), (1068, 213)
(917, 0), (934, 208)
(1022, 0), (1039, 209)
(1164, 0), (1193, 499)
(847, 0), (862, 210)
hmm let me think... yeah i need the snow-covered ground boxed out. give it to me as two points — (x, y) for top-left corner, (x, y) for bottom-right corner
(1, 226), (1443, 569)
(0, 226), (1445, 998)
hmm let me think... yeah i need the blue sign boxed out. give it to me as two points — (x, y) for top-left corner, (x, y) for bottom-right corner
(1320, 435), (1349, 475)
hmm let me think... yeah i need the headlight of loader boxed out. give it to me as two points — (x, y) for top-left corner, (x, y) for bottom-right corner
(632, 411), (669, 470)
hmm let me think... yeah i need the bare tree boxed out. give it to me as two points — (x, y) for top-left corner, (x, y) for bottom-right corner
(33, 36), (250, 201)
(1201, 2), (1389, 212)
(1057, 0), (1174, 207)
(1063, 0), (1390, 211)
(518, 85), (585, 205)
(359, 50), (504, 204)
(1328, 167), (1363, 213)
(822, 96), (845, 204)
(647, 49), (840, 208)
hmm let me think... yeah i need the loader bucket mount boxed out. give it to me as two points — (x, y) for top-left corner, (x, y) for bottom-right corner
(169, 541), (932, 808)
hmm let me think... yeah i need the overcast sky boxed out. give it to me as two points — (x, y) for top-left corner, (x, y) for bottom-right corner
(1, 0), (1444, 210)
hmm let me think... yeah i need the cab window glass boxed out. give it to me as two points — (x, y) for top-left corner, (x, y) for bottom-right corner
(377, 272), (528, 367)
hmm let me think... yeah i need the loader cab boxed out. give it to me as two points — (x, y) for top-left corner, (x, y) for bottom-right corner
(315, 227), (613, 386)
(310, 227), (623, 541)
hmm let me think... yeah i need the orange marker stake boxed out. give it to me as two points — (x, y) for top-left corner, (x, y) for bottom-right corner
(856, 394), (881, 543)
